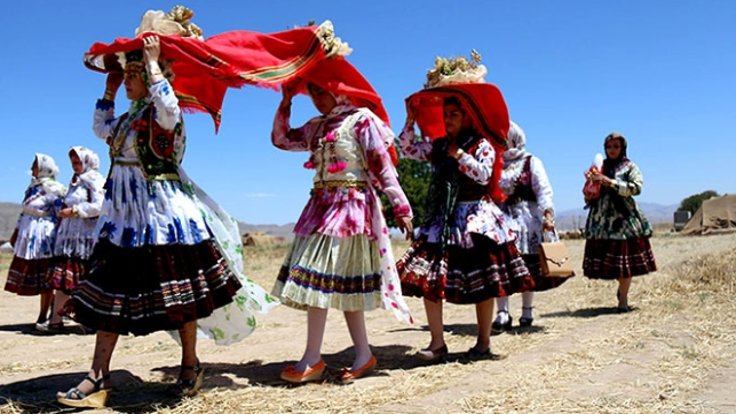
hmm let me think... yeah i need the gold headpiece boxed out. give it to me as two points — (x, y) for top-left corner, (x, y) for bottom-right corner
(425, 50), (487, 89)
(135, 5), (204, 40)
(315, 20), (353, 58)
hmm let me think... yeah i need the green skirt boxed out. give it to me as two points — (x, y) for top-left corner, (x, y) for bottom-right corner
(272, 234), (383, 311)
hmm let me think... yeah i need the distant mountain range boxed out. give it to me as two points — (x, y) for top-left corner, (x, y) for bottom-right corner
(238, 222), (294, 239)
(556, 202), (678, 231)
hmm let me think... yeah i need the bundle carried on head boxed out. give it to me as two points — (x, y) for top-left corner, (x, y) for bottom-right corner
(424, 50), (487, 89)
(407, 50), (511, 203)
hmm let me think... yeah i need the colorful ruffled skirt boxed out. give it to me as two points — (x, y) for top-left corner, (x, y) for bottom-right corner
(273, 233), (382, 311)
(70, 239), (242, 335)
(4, 215), (56, 296)
(5, 257), (53, 296)
(66, 167), (244, 336)
(583, 237), (657, 279)
(272, 178), (412, 324)
(398, 201), (534, 304)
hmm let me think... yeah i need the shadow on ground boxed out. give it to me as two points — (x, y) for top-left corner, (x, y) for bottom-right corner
(0, 370), (185, 413)
(542, 306), (638, 319)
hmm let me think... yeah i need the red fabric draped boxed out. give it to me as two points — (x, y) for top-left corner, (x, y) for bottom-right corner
(85, 25), (396, 163)
(405, 83), (510, 203)
(287, 58), (390, 125)
(84, 26), (326, 131)
(285, 58), (396, 164)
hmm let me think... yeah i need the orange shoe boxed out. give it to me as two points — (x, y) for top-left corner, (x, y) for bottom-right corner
(280, 359), (326, 384)
(340, 355), (377, 384)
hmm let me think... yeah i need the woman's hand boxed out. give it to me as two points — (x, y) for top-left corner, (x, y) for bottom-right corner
(279, 83), (296, 109)
(143, 35), (161, 63)
(397, 216), (414, 241)
(104, 73), (123, 100)
(143, 35), (165, 83)
(447, 144), (463, 160)
(543, 210), (555, 232)
(59, 208), (74, 219)
(591, 171), (616, 187)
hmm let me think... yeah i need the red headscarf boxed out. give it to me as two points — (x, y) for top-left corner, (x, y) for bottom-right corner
(406, 82), (510, 203)
(285, 57), (398, 164)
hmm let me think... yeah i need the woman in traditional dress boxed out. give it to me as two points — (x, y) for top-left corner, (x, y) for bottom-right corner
(4, 154), (65, 328)
(56, 10), (276, 407)
(271, 54), (413, 383)
(492, 121), (567, 332)
(397, 53), (533, 360)
(38, 147), (105, 334)
(583, 132), (656, 312)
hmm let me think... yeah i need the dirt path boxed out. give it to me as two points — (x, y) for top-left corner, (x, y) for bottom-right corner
(1, 233), (735, 413)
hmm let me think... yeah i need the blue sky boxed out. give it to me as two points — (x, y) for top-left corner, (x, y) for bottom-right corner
(1, 1), (734, 224)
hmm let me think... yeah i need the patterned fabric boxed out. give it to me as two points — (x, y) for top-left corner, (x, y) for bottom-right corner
(93, 82), (207, 248)
(399, 127), (515, 246)
(77, 79), (277, 344)
(398, 235), (533, 304)
(55, 147), (105, 259)
(12, 214), (57, 260)
(584, 159), (653, 240)
(70, 240), (242, 336)
(48, 257), (88, 294)
(583, 237), (657, 279)
(500, 155), (555, 255)
(397, 125), (532, 303)
(28, 153), (66, 199)
(273, 234), (382, 311)
(272, 103), (413, 322)
(520, 254), (568, 292)
(294, 186), (375, 238)
(4, 257), (53, 295)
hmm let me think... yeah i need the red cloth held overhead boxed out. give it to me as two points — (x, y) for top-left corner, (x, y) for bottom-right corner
(84, 27), (326, 131)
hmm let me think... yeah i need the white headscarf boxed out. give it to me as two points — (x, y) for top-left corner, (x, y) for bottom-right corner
(29, 153), (66, 197)
(503, 120), (528, 161)
(69, 146), (105, 190)
(499, 121), (531, 196)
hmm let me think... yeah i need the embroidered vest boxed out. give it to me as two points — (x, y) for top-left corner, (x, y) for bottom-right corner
(134, 106), (181, 181)
(457, 139), (488, 202)
(505, 156), (535, 205)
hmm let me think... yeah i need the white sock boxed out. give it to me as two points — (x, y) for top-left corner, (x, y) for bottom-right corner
(521, 292), (534, 319)
(495, 297), (510, 324)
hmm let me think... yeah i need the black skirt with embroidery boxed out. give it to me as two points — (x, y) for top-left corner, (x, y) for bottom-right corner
(398, 234), (535, 304)
(68, 239), (242, 336)
(583, 237), (657, 280)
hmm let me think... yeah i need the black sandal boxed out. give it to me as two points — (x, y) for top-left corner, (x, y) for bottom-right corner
(174, 360), (204, 397)
(519, 306), (534, 327)
(464, 346), (492, 361)
(491, 310), (512, 334)
(56, 374), (110, 408)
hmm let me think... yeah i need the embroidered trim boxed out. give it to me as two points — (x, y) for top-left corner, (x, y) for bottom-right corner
(96, 99), (114, 111)
(313, 180), (366, 189)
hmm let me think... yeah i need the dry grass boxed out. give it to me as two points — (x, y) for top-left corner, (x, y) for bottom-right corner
(1, 236), (736, 413)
